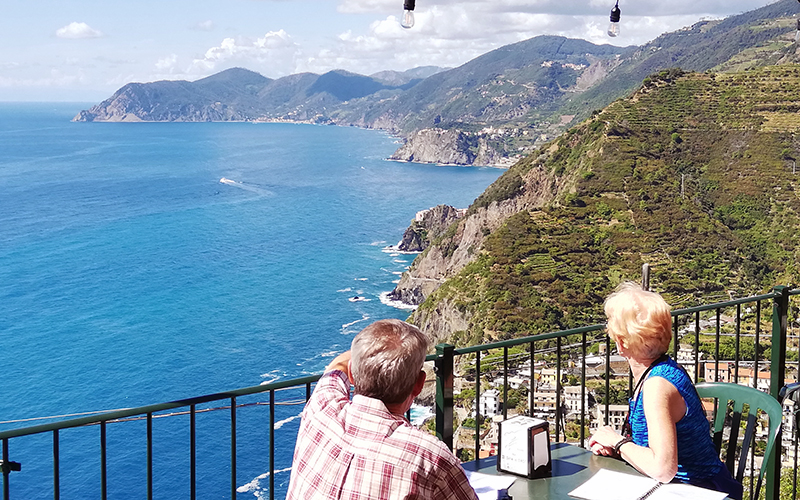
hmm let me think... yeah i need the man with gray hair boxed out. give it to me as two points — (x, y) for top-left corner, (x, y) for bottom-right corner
(286, 319), (477, 500)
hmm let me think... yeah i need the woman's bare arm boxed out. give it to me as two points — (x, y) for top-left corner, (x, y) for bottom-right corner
(617, 376), (684, 483)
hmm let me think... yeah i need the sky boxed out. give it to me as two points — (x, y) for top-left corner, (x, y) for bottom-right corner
(0, 0), (787, 101)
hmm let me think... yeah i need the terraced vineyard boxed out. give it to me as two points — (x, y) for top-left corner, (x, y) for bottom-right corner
(413, 65), (800, 345)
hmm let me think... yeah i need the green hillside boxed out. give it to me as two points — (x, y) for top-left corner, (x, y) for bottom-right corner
(414, 65), (800, 346)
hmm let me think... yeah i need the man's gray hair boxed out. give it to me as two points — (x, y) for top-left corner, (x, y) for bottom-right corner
(350, 319), (429, 405)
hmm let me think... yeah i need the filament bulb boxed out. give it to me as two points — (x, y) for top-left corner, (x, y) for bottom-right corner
(608, 1), (621, 38)
(401, 0), (416, 29)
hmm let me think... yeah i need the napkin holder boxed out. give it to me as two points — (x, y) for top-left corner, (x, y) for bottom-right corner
(497, 415), (551, 479)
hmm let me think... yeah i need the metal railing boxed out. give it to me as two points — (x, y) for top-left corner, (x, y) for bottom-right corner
(1, 286), (798, 499)
(0, 375), (319, 500)
(432, 286), (800, 500)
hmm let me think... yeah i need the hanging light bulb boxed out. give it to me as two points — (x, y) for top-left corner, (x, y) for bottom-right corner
(608, 0), (621, 38)
(401, 0), (416, 29)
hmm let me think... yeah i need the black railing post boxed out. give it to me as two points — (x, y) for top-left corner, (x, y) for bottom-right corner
(190, 405), (196, 500)
(580, 332), (587, 447)
(475, 351), (481, 459)
(435, 343), (455, 451)
(2, 438), (10, 500)
(270, 390), (275, 500)
(502, 347), (508, 421)
(100, 421), (107, 500)
(147, 413), (153, 500)
(556, 337), (562, 442)
(231, 397), (237, 500)
(53, 430), (59, 500)
(767, 286), (789, 500)
(734, 303), (741, 384)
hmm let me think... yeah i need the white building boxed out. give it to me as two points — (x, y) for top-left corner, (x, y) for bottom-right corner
(530, 383), (558, 417)
(478, 389), (501, 417)
(564, 385), (591, 415)
(490, 375), (528, 390)
(594, 404), (628, 432)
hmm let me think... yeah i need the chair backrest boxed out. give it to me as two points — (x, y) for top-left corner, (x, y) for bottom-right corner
(694, 382), (782, 497)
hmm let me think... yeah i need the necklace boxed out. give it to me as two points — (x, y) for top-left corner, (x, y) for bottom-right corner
(622, 354), (668, 437)
(631, 354), (668, 399)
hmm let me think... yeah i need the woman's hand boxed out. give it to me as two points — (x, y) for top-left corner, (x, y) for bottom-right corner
(588, 426), (624, 456)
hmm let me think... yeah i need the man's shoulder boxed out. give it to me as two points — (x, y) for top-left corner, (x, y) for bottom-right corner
(313, 370), (350, 395)
(304, 370), (351, 414)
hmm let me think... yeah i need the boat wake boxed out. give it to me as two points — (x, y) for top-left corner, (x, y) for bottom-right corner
(342, 315), (370, 330)
(219, 177), (273, 196)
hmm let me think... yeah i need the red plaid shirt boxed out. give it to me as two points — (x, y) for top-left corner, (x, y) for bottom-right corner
(286, 370), (477, 500)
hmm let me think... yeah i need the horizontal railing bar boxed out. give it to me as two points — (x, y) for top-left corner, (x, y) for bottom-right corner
(104, 400), (309, 424)
(0, 374), (321, 440)
(0, 398), (310, 427)
(445, 294), (778, 357)
(672, 292), (777, 316)
(454, 324), (606, 355)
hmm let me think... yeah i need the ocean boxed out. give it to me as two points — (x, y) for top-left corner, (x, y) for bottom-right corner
(0, 103), (503, 499)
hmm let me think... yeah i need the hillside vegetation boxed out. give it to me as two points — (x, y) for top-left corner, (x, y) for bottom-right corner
(410, 65), (800, 346)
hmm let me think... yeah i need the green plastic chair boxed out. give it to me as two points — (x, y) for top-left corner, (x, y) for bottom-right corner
(695, 382), (783, 497)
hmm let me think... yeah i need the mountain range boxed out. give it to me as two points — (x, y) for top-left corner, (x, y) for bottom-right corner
(75, 0), (800, 166)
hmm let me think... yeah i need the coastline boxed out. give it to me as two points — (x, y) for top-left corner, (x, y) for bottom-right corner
(75, 114), (515, 168)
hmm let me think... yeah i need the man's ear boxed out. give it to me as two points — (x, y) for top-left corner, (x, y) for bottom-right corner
(347, 360), (355, 386)
(411, 370), (426, 397)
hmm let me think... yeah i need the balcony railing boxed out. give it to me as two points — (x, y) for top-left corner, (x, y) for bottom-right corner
(1, 286), (798, 500)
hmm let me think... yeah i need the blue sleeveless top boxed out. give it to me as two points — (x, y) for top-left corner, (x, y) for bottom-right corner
(629, 356), (722, 482)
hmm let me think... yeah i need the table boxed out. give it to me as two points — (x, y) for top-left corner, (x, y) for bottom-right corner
(462, 442), (637, 500)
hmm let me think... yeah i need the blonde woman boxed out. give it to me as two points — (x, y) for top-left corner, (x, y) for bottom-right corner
(588, 282), (742, 500)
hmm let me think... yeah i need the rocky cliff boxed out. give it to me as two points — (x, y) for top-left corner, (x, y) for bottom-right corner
(396, 205), (467, 253)
(390, 129), (476, 165)
(390, 128), (509, 166)
(389, 158), (566, 327)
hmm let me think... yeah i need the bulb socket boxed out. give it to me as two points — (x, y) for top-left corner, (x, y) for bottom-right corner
(610, 4), (621, 23)
(404, 0), (416, 11)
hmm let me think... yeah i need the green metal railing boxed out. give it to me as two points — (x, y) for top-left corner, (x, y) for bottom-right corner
(1, 286), (798, 499)
(431, 286), (800, 500)
(0, 375), (319, 500)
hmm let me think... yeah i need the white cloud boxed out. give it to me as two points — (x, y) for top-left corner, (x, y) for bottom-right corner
(296, 0), (777, 77)
(192, 20), (215, 31)
(56, 22), (103, 39)
(190, 30), (301, 76)
(155, 54), (179, 72)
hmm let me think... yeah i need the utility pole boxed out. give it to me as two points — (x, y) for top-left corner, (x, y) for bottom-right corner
(680, 174), (686, 199)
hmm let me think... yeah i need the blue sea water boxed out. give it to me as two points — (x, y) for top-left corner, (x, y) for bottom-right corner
(0, 103), (503, 499)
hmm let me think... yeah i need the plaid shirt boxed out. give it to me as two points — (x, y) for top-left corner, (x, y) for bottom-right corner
(286, 370), (477, 500)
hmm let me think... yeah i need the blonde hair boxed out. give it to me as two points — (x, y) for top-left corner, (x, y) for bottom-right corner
(604, 282), (672, 360)
(350, 319), (428, 405)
